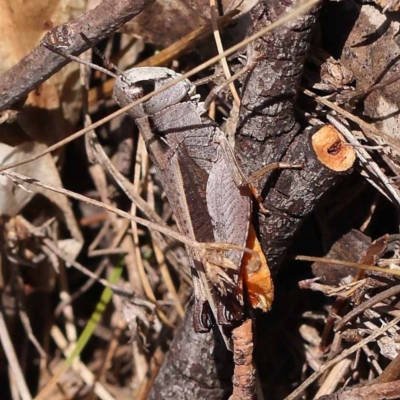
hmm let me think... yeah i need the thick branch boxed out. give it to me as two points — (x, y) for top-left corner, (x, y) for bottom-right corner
(0, 0), (155, 111)
(260, 125), (355, 271)
(236, 0), (321, 176)
(148, 302), (233, 400)
(235, 0), (345, 273)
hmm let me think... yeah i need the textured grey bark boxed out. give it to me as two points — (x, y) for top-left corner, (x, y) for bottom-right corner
(148, 302), (233, 400)
(236, 0), (321, 174)
(255, 126), (353, 271)
(235, 0), (343, 273)
(0, 0), (155, 111)
(149, 2), (331, 397)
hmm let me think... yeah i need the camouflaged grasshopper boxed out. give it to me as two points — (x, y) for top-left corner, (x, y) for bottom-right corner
(42, 37), (264, 346)
(113, 67), (279, 347)
(44, 34), (280, 345)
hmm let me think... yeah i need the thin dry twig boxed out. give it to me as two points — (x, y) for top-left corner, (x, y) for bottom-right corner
(89, 8), (241, 105)
(334, 284), (400, 331)
(285, 316), (400, 400)
(327, 115), (400, 208)
(210, 0), (241, 106)
(295, 255), (400, 278)
(12, 268), (47, 360)
(313, 359), (352, 398)
(301, 87), (400, 156)
(50, 325), (115, 400)
(0, 0), (156, 111)
(0, 305), (32, 400)
(1, 170), (262, 261)
(18, 219), (133, 297)
(229, 319), (255, 400)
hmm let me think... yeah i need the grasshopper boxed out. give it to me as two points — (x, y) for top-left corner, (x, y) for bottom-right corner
(43, 38), (285, 346)
(113, 67), (279, 346)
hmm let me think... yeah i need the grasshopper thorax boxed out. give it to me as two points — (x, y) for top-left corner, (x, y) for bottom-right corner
(113, 67), (195, 119)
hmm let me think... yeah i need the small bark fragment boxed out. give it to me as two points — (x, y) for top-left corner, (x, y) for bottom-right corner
(311, 229), (371, 285)
(229, 319), (255, 400)
(0, 0), (155, 111)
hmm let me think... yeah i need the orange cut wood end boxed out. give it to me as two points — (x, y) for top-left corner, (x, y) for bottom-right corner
(311, 125), (356, 172)
(240, 224), (274, 312)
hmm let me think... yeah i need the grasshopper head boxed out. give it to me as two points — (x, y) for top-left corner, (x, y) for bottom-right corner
(113, 67), (195, 119)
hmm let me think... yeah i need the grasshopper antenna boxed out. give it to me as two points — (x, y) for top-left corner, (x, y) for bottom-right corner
(44, 34), (119, 79)
(80, 33), (126, 78)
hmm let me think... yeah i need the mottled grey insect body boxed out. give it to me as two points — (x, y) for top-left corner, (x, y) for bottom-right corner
(113, 67), (251, 346)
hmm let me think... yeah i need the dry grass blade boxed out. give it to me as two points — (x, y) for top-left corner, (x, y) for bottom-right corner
(0, 307), (32, 400)
(1, 170), (261, 261)
(295, 255), (400, 278)
(210, 0), (241, 106)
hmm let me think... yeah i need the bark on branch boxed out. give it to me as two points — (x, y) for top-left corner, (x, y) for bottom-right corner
(148, 302), (233, 400)
(235, 0), (357, 273)
(259, 125), (355, 271)
(0, 0), (155, 112)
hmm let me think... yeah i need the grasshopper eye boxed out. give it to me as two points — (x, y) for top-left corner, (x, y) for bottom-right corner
(132, 79), (156, 97)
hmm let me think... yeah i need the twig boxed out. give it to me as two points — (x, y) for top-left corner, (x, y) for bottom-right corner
(148, 302), (233, 399)
(361, 345), (382, 376)
(88, 9), (240, 105)
(50, 326), (116, 400)
(54, 258), (109, 316)
(316, 379), (400, 400)
(327, 114), (400, 208)
(301, 87), (400, 156)
(285, 316), (400, 400)
(374, 351), (400, 384)
(313, 359), (351, 398)
(233, 0), (335, 273)
(334, 285), (400, 331)
(20, 216), (133, 297)
(0, 304), (32, 400)
(229, 319), (256, 400)
(35, 264), (124, 400)
(0, 0), (156, 111)
(1, 170), (263, 260)
(294, 255), (400, 278)
(12, 268), (48, 360)
(210, 0), (241, 106)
